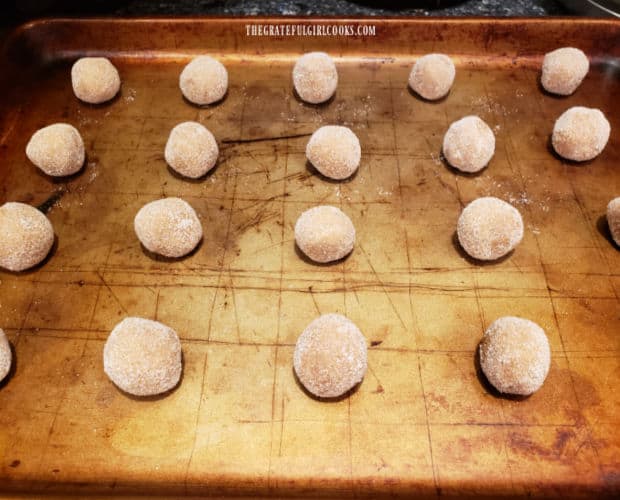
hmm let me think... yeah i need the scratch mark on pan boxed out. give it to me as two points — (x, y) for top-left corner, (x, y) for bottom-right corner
(96, 271), (128, 315)
(358, 243), (407, 330)
(221, 132), (312, 145)
(308, 286), (321, 315)
(229, 271), (242, 344)
(0, 105), (21, 146)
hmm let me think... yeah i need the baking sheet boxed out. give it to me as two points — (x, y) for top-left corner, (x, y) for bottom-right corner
(0, 17), (618, 497)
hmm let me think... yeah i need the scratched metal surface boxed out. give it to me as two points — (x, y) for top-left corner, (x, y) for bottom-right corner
(0, 18), (618, 498)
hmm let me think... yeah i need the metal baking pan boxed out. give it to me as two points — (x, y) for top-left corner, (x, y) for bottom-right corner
(0, 17), (618, 498)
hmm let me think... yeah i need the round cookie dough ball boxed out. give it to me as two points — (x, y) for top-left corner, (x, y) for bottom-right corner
(607, 197), (620, 247)
(552, 107), (610, 162)
(306, 125), (361, 180)
(165, 122), (219, 179)
(71, 57), (121, 104)
(26, 123), (85, 177)
(409, 53), (455, 100)
(0, 329), (11, 383)
(541, 47), (589, 96)
(103, 317), (182, 396)
(180, 56), (228, 105)
(295, 205), (355, 263)
(294, 314), (367, 398)
(0, 202), (54, 272)
(293, 52), (338, 104)
(479, 316), (551, 396)
(443, 115), (495, 173)
(134, 198), (203, 258)
(457, 197), (524, 261)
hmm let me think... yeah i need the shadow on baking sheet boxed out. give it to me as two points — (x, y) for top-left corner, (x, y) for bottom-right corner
(305, 159), (360, 184)
(596, 214), (617, 248)
(139, 238), (204, 262)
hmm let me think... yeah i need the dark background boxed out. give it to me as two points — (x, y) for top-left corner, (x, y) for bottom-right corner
(0, 0), (573, 24)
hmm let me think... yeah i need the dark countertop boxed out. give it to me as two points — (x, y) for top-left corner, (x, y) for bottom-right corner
(114, 0), (569, 16)
(1, 0), (571, 23)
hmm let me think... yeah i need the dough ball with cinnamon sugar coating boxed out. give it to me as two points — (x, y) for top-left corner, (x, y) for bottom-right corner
(607, 197), (620, 248)
(26, 123), (85, 177)
(103, 317), (182, 396)
(541, 47), (589, 96)
(457, 197), (524, 261)
(180, 56), (228, 105)
(479, 316), (551, 396)
(0, 202), (54, 272)
(0, 329), (11, 383)
(306, 125), (361, 180)
(71, 57), (121, 104)
(443, 115), (495, 173)
(295, 205), (355, 263)
(409, 53), (455, 100)
(134, 198), (202, 258)
(293, 52), (338, 104)
(552, 107), (610, 162)
(294, 314), (367, 398)
(165, 122), (219, 179)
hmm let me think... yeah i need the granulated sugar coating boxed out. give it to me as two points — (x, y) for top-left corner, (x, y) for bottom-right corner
(607, 197), (620, 247)
(541, 47), (589, 96)
(295, 205), (355, 263)
(0, 202), (54, 272)
(479, 316), (551, 396)
(409, 53), (456, 101)
(457, 197), (524, 261)
(134, 198), (203, 258)
(179, 56), (228, 105)
(71, 57), (121, 104)
(165, 122), (219, 179)
(552, 107), (610, 162)
(0, 329), (11, 383)
(443, 115), (495, 173)
(293, 314), (367, 398)
(103, 317), (182, 397)
(26, 123), (85, 177)
(293, 52), (338, 104)
(306, 125), (361, 180)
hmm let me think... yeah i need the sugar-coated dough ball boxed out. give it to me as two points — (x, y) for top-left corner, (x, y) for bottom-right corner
(103, 317), (182, 396)
(71, 57), (121, 104)
(607, 197), (620, 247)
(457, 197), (524, 261)
(0, 202), (54, 272)
(180, 56), (228, 105)
(306, 125), (360, 180)
(443, 115), (495, 173)
(26, 123), (85, 177)
(293, 52), (338, 104)
(409, 53), (456, 100)
(294, 314), (367, 398)
(479, 316), (550, 396)
(0, 329), (11, 383)
(541, 47), (589, 96)
(552, 106), (610, 162)
(134, 198), (203, 258)
(165, 122), (219, 179)
(295, 205), (355, 263)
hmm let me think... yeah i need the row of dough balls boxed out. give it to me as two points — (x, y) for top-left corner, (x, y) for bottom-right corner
(4, 190), (619, 276)
(67, 47), (591, 105)
(0, 313), (552, 400)
(0, 196), (520, 266)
